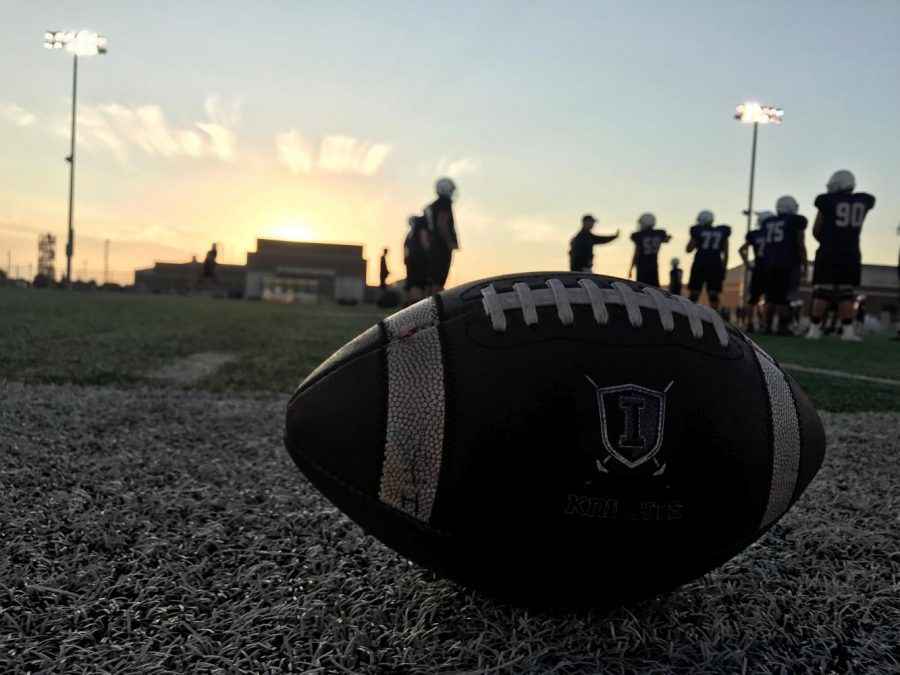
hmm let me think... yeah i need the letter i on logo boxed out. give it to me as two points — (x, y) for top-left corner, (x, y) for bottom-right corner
(618, 396), (646, 450)
(586, 376), (672, 472)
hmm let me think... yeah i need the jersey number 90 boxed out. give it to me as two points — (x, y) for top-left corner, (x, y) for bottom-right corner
(835, 202), (866, 228)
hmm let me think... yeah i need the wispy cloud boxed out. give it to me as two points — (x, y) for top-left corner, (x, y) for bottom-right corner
(435, 156), (481, 178)
(276, 131), (314, 174)
(196, 96), (240, 161)
(276, 131), (391, 176)
(0, 103), (36, 127)
(319, 136), (391, 175)
(73, 96), (240, 162)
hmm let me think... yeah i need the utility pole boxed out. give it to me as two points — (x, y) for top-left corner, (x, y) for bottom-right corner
(44, 30), (108, 288)
(65, 54), (78, 288)
(104, 239), (110, 284)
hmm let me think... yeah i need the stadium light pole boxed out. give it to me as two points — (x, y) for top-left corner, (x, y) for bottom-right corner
(734, 102), (783, 303)
(44, 30), (108, 288)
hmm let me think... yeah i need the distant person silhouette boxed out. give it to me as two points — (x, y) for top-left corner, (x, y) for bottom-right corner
(854, 294), (866, 333)
(569, 214), (619, 273)
(200, 243), (218, 287)
(425, 178), (459, 295)
(404, 214), (429, 304)
(669, 258), (683, 296)
(380, 248), (389, 289)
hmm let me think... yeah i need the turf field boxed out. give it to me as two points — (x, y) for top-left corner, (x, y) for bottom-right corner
(2, 288), (899, 673)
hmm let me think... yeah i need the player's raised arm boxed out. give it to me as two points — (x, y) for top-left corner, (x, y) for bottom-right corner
(593, 229), (619, 245)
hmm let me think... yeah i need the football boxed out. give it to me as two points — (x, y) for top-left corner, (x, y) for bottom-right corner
(284, 272), (826, 608)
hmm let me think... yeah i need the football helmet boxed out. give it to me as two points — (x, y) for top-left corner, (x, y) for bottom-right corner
(671, 257), (680, 266)
(775, 196), (798, 215)
(756, 210), (774, 227)
(435, 177), (457, 199)
(697, 210), (714, 226)
(637, 213), (656, 230)
(826, 170), (855, 193)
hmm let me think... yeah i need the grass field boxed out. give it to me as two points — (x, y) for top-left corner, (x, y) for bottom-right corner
(0, 289), (383, 393)
(2, 288), (899, 673)
(2, 288), (897, 410)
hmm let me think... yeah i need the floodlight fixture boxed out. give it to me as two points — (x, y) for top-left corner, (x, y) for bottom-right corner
(735, 101), (783, 125)
(43, 30), (107, 55)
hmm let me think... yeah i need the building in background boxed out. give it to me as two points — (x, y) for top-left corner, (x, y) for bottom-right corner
(244, 239), (366, 303)
(134, 259), (247, 297)
(134, 238), (368, 303)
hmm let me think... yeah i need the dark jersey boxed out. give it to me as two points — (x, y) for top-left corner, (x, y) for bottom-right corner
(759, 213), (807, 268)
(569, 230), (616, 270)
(630, 229), (668, 268)
(745, 230), (767, 267)
(813, 192), (875, 260)
(426, 196), (458, 253)
(404, 217), (428, 262)
(690, 224), (731, 264)
(669, 268), (683, 292)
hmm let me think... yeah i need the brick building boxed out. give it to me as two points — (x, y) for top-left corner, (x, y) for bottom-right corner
(134, 239), (368, 303)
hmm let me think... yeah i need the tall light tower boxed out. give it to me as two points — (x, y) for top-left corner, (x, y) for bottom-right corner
(44, 30), (108, 288)
(734, 102), (783, 301)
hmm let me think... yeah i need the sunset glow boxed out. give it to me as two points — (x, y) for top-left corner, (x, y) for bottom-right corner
(1, 2), (899, 288)
(264, 220), (317, 244)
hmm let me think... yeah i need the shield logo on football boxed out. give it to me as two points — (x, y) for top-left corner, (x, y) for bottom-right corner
(595, 383), (666, 469)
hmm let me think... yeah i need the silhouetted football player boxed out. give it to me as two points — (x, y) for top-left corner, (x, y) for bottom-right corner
(738, 211), (772, 332)
(686, 211), (730, 310)
(806, 170), (875, 341)
(669, 258), (683, 296)
(757, 197), (808, 336)
(425, 178), (459, 295)
(628, 213), (670, 287)
(404, 215), (429, 304)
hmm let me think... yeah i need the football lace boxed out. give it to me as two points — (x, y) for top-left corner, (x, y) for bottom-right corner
(480, 279), (730, 347)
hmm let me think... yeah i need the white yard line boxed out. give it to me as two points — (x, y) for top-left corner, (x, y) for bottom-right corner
(782, 363), (900, 387)
(149, 352), (237, 384)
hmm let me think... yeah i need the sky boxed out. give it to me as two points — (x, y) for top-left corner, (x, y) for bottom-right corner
(1, 0), (899, 287)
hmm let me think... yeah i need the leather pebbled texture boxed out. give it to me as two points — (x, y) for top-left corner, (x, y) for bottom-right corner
(284, 272), (826, 607)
